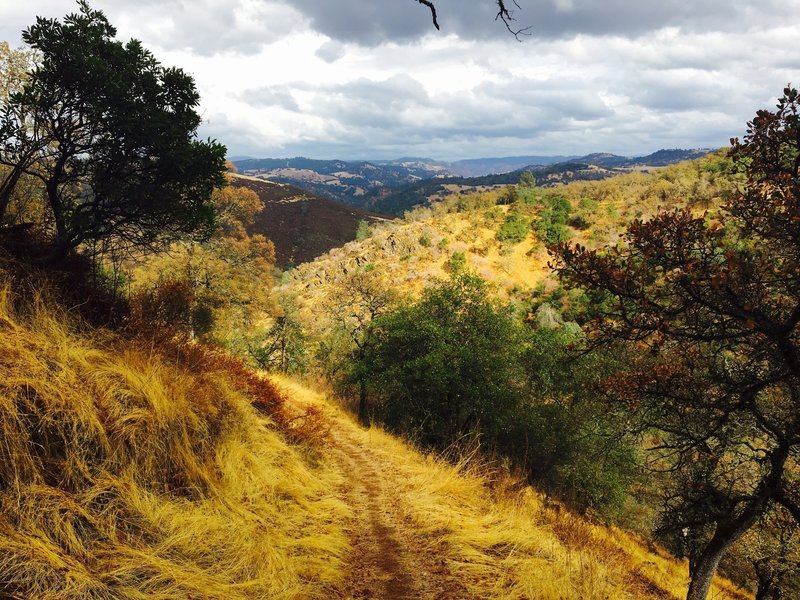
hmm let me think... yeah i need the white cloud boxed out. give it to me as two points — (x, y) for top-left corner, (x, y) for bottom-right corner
(1, 1), (799, 159)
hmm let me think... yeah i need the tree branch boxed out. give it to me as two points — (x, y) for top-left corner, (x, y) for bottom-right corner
(414, 1), (532, 39)
(496, 0), (533, 40)
(415, 0), (439, 30)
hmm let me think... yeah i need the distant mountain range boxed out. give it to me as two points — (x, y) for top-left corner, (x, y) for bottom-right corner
(233, 149), (713, 216)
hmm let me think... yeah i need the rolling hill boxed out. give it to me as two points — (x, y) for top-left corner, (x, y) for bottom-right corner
(229, 174), (391, 268)
(280, 151), (732, 332)
(235, 150), (712, 217)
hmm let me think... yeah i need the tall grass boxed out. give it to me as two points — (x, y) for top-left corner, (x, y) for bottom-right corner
(0, 278), (348, 599)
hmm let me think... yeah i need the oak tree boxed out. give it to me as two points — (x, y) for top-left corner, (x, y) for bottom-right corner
(551, 87), (800, 600)
(0, 2), (226, 263)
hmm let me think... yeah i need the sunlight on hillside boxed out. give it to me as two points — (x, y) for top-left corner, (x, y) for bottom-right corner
(282, 152), (735, 332)
(0, 279), (348, 599)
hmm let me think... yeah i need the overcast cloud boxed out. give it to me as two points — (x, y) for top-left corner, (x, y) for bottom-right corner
(1, 0), (799, 160)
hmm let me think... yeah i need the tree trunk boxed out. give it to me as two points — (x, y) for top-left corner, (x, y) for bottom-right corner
(0, 163), (24, 223)
(686, 542), (727, 600)
(358, 377), (368, 426)
(686, 512), (762, 600)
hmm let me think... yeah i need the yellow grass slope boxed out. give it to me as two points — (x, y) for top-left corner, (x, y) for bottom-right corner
(282, 152), (735, 327)
(0, 279), (349, 599)
(273, 374), (750, 600)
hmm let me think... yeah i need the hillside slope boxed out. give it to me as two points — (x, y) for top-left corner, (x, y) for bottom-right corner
(281, 152), (734, 329)
(0, 271), (749, 599)
(272, 375), (749, 600)
(0, 277), (348, 599)
(230, 174), (391, 268)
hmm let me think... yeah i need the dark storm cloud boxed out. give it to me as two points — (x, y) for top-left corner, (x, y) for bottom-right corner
(285, 0), (793, 45)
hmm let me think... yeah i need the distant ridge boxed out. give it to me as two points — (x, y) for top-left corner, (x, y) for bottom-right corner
(233, 149), (714, 216)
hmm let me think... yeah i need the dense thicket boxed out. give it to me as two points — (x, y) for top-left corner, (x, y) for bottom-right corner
(355, 271), (636, 516)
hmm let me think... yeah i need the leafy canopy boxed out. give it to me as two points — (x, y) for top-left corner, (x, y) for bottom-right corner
(0, 1), (226, 262)
(364, 272), (526, 448)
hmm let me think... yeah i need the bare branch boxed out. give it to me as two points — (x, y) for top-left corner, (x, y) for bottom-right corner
(495, 0), (533, 40)
(415, 0), (439, 30)
(413, 1), (531, 39)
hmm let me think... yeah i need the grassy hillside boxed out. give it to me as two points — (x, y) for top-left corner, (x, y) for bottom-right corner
(0, 276), (348, 599)
(272, 375), (748, 600)
(0, 267), (751, 599)
(281, 151), (734, 329)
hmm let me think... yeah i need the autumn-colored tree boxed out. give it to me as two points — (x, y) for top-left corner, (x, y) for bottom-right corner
(131, 184), (274, 343)
(551, 87), (800, 600)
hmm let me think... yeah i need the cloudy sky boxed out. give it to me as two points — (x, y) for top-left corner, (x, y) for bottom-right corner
(1, 0), (799, 160)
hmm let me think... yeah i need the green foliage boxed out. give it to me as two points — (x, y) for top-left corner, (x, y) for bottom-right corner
(499, 326), (637, 516)
(496, 213), (532, 244)
(447, 251), (467, 273)
(418, 232), (431, 247)
(0, 2), (226, 263)
(519, 170), (536, 188)
(364, 273), (526, 448)
(358, 272), (637, 516)
(497, 185), (519, 205)
(535, 194), (572, 245)
(355, 219), (371, 242)
(568, 215), (590, 230)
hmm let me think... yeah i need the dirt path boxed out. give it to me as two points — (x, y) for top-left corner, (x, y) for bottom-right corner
(329, 427), (465, 600)
(278, 379), (465, 599)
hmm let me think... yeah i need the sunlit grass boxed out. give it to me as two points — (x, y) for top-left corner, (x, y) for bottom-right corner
(274, 374), (750, 600)
(0, 278), (349, 599)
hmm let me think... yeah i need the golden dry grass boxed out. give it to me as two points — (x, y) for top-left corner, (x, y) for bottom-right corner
(0, 263), (751, 599)
(0, 278), (349, 599)
(282, 152), (735, 333)
(273, 375), (751, 600)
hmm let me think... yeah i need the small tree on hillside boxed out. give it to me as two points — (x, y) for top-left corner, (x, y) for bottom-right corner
(364, 272), (526, 447)
(323, 270), (396, 425)
(0, 2), (226, 263)
(551, 87), (800, 600)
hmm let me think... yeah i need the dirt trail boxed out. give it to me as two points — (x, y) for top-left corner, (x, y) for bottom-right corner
(280, 381), (465, 600)
(329, 425), (465, 600)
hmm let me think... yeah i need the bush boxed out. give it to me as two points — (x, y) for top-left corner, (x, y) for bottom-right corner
(355, 220), (370, 241)
(497, 214), (532, 244)
(364, 273), (525, 448)
(535, 194), (572, 245)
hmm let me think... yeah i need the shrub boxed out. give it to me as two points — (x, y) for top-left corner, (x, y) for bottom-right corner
(497, 214), (532, 244)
